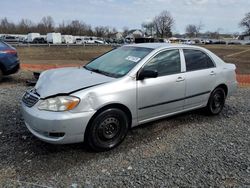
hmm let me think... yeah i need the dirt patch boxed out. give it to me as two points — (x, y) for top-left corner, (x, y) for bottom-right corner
(16, 45), (250, 74)
(16, 46), (112, 62)
(203, 45), (250, 74)
(19, 63), (250, 85)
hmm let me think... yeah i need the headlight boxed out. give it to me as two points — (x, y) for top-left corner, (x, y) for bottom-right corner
(38, 96), (80, 112)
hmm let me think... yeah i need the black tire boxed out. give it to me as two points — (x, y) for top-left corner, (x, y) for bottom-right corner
(205, 87), (226, 115)
(0, 68), (3, 82)
(86, 108), (129, 152)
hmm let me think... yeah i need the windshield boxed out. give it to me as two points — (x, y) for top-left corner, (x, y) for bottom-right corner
(85, 46), (153, 78)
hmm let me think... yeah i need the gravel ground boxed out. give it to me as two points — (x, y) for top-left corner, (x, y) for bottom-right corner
(0, 72), (249, 187)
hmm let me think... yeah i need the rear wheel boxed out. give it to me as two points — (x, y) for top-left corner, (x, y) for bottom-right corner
(205, 87), (226, 115)
(86, 108), (129, 152)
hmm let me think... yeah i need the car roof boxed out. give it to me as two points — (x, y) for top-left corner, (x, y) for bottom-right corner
(125, 43), (202, 50)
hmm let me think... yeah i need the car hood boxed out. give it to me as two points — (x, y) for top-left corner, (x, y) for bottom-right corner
(35, 67), (115, 98)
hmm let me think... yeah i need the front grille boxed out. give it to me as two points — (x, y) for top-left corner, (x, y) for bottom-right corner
(22, 91), (39, 107)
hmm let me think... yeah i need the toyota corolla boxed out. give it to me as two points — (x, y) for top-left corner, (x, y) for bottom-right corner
(21, 43), (237, 151)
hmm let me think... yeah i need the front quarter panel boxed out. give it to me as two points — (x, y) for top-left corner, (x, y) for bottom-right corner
(72, 76), (137, 126)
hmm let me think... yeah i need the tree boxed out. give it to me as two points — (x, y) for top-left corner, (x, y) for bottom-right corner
(0, 17), (16, 33)
(94, 26), (107, 37)
(240, 12), (250, 35)
(153, 10), (174, 38)
(17, 19), (33, 34)
(185, 21), (204, 38)
(185, 24), (198, 37)
(122, 27), (129, 38)
(142, 21), (154, 36)
(37, 16), (55, 34)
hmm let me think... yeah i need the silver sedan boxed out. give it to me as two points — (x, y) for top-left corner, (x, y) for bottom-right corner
(21, 43), (237, 151)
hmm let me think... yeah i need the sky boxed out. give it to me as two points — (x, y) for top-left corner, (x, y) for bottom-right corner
(0, 0), (249, 34)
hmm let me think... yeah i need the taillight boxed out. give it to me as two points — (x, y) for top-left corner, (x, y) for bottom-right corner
(0, 50), (17, 54)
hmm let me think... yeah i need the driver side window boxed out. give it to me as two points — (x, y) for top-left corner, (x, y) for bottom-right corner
(143, 49), (181, 77)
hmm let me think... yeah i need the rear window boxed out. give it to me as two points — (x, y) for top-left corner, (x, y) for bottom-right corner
(0, 41), (9, 48)
(183, 49), (215, 71)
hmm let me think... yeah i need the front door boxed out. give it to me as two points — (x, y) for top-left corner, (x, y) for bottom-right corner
(137, 49), (186, 123)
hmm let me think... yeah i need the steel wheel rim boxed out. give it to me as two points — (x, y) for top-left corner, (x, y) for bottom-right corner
(211, 91), (224, 113)
(97, 117), (121, 141)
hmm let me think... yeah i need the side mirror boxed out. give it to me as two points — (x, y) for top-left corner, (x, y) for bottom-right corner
(137, 69), (158, 80)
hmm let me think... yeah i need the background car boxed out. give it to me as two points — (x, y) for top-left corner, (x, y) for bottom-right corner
(0, 41), (20, 81)
(2, 35), (20, 43)
(32, 37), (47, 44)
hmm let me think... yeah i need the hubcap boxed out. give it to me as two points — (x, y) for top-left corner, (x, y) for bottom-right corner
(98, 117), (120, 140)
(211, 91), (224, 113)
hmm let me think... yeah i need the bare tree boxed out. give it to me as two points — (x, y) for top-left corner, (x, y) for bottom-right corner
(0, 17), (16, 34)
(142, 21), (154, 36)
(240, 12), (250, 35)
(196, 21), (204, 35)
(94, 26), (107, 37)
(185, 21), (204, 38)
(41, 16), (54, 32)
(153, 10), (174, 38)
(17, 19), (33, 34)
(185, 24), (198, 37)
(122, 27), (129, 38)
(36, 16), (55, 34)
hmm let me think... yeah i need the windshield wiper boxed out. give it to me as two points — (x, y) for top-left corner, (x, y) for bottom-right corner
(84, 66), (120, 78)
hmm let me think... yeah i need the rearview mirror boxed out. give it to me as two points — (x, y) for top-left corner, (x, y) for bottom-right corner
(137, 69), (158, 80)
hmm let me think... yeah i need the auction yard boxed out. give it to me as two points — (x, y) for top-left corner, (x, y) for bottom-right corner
(0, 45), (250, 187)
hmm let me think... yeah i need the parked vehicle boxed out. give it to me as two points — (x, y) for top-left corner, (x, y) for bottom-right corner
(94, 39), (104, 44)
(183, 39), (195, 45)
(201, 39), (212, 44)
(0, 41), (20, 81)
(62, 35), (74, 44)
(2, 35), (19, 43)
(32, 37), (47, 44)
(212, 40), (226, 45)
(84, 37), (95, 44)
(21, 43), (237, 151)
(228, 41), (242, 45)
(27, 33), (40, 43)
(75, 38), (83, 44)
(46, 33), (62, 44)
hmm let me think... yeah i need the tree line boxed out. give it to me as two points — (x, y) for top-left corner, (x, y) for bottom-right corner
(0, 16), (118, 37)
(0, 10), (250, 38)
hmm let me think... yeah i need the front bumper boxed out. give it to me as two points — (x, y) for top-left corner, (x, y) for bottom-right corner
(21, 102), (96, 144)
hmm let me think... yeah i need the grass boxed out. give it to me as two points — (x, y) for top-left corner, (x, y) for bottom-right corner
(16, 45), (250, 74)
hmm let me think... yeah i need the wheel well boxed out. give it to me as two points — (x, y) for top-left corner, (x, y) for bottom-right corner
(84, 103), (133, 141)
(0, 63), (5, 73)
(215, 84), (228, 97)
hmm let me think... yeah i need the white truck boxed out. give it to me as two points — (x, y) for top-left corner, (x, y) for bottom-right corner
(62, 35), (74, 44)
(27, 33), (40, 43)
(46, 33), (62, 44)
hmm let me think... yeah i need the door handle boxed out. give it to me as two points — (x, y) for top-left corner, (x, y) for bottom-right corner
(176, 77), (185, 82)
(210, 71), (216, 76)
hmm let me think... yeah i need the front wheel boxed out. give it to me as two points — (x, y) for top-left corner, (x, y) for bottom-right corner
(205, 88), (226, 115)
(86, 108), (129, 152)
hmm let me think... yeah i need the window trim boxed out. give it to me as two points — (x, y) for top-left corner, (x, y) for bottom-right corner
(138, 48), (183, 78)
(181, 48), (216, 72)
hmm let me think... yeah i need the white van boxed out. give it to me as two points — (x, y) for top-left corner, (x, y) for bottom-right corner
(46, 33), (62, 44)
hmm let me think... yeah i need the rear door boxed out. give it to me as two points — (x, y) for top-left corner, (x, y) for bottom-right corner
(182, 49), (217, 109)
(137, 49), (186, 122)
